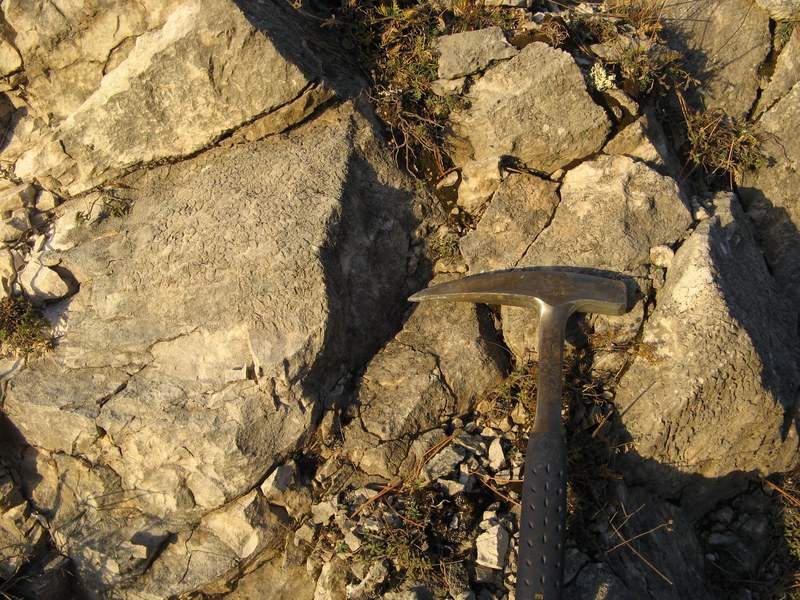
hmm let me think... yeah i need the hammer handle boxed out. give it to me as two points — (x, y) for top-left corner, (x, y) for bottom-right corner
(516, 430), (567, 600)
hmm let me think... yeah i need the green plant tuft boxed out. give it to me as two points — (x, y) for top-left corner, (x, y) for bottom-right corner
(0, 295), (54, 357)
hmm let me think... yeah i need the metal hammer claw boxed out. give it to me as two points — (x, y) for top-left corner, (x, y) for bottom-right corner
(410, 269), (627, 600)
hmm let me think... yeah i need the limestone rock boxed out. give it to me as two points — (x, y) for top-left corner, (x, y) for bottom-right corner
(603, 115), (680, 176)
(18, 263), (72, 305)
(0, 470), (47, 580)
(449, 42), (610, 173)
(504, 155), (691, 357)
(10, 0), (329, 196)
(0, 183), (36, 215)
(343, 279), (507, 479)
(662, 0), (771, 118)
(457, 158), (502, 215)
(436, 27), (518, 80)
(754, 27), (800, 118)
(0, 37), (22, 78)
(6, 551), (72, 600)
(314, 558), (348, 600)
(0, 208), (29, 242)
(475, 524), (509, 569)
(5, 102), (426, 596)
(755, 0), (800, 19)
(739, 82), (800, 307)
(460, 173), (559, 274)
(613, 194), (800, 512)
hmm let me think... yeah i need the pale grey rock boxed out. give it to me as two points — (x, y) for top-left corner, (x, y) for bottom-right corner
(420, 445), (468, 483)
(436, 27), (518, 80)
(755, 0), (800, 19)
(10, 0), (328, 196)
(347, 559), (390, 600)
(449, 42), (610, 173)
(457, 158), (502, 214)
(18, 262), (72, 305)
(6, 102), (426, 596)
(460, 173), (559, 274)
(475, 524), (509, 569)
(649, 245), (675, 269)
(504, 155), (691, 357)
(739, 83), (800, 308)
(662, 0), (771, 118)
(343, 278), (507, 479)
(431, 77), (467, 96)
(614, 195), (800, 513)
(754, 28), (800, 118)
(0, 208), (29, 242)
(487, 438), (505, 471)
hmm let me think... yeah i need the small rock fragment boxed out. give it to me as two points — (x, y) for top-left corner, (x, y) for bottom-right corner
(19, 262), (71, 305)
(487, 438), (505, 470)
(475, 524), (510, 569)
(36, 190), (59, 212)
(0, 183), (36, 215)
(437, 27), (518, 80)
(457, 158), (502, 214)
(649, 244), (675, 269)
(0, 208), (30, 242)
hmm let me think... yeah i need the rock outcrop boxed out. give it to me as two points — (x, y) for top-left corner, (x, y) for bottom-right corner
(448, 42), (611, 173)
(3, 101), (429, 596)
(614, 194), (800, 513)
(8, 0), (332, 196)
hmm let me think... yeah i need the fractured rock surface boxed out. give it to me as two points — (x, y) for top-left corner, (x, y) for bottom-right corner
(10, 0), (329, 196)
(614, 194), (800, 513)
(449, 42), (610, 173)
(739, 82), (800, 309)
(3, 102), (425, 596)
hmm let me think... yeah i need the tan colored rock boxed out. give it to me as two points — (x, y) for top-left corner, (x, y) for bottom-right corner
(754, 26), (800, 119)
(755, 0), (800, 19)
(449, 42), (610, 173)
(503, 155), (691, 357)
(457, 158), (502, 214)
(614, 194), (800, 513)
(10, 0), (329, 196)
(0, 183), (36, 215)
(0, 37), (22, 78)
(460, 173), (559, 274)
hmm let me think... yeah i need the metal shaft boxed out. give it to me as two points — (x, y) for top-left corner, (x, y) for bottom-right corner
(516, 304), (571, 600)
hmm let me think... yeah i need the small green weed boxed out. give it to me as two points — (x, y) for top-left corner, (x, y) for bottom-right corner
(0, 295), (54, 357)
(432, 235), (460, 260)
(776, 21), (797, 49)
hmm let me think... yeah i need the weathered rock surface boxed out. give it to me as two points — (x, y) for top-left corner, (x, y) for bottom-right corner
(10, 0), (330, 196)
(662, 0), (771, 118)
(449, 42), (610, 173)
(505, 155), (691, 357)
(754, 27), (800, 118)
(460, 173), (559, 274)
(739, 83), (800, 308)
(3, 102), (428, 596)
(342, 279), (507, 479)
(755, 0), (800, 19)
(614, 194), (800, 513)
(436, 27), (518, 80)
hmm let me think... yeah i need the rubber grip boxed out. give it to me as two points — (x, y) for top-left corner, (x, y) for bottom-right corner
(515, 430), (567, 600)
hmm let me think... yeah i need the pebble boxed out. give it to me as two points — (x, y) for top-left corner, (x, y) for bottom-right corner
(488, 438), (505, 470)
(475, 524), (510, 569)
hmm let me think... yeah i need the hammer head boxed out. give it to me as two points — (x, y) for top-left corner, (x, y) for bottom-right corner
(409, 270), (627, 316)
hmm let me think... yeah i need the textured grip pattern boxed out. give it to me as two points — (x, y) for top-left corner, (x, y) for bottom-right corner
(515, 431), (567, 600)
